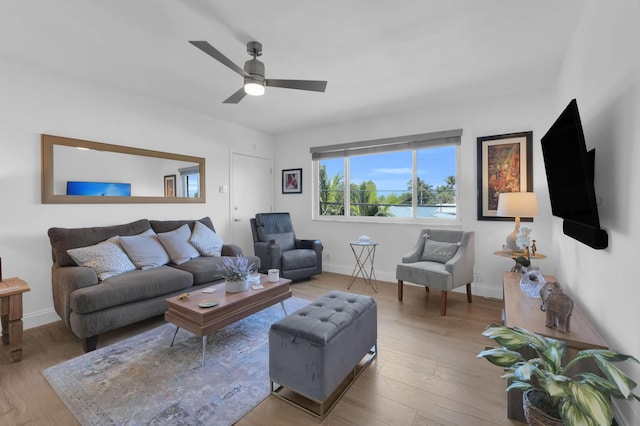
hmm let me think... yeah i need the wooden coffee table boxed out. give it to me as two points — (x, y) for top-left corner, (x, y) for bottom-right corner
(165, 274), (292, 367)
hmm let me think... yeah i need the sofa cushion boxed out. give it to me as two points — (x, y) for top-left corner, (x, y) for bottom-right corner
(169, 255), (261, 285)
(255, 213), (296, 251)
(67, 237), (136, 281)
(70, 266), (193, 314)
(420, 238), (460, 263)
(150, 217), (215, 234)
(169, 256), (226, 285)
(257, 228), (295, 251)
(282, 249), (317, 271)
(190, 220), (224, 257)
(119, 229), (170, 270)
(396, 261), (452, 290)
(157, 224), (201, 265)
(48, 219), (151, 267)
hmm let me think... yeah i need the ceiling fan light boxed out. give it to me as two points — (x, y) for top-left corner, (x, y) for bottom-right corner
(244, 81), (265, 96)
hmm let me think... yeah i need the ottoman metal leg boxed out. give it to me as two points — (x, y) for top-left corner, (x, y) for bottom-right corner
(271, 344), (377, 418)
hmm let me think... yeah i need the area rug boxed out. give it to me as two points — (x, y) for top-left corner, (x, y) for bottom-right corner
(43, 297), (309, 426)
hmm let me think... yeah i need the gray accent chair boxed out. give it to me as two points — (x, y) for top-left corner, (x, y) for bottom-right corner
(396, 229), (474, 316)
(250, 212), (322, 281)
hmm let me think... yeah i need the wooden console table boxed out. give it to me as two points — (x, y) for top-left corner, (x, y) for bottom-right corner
(0, 277), (30, 362)
(502, 271), (607, 421)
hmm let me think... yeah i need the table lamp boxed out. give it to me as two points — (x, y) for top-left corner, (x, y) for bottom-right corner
(497, 192), (538, 251)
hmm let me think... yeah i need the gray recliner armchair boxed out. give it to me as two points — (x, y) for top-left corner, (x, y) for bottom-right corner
(396, 228), (474, 316)
(250, 212), (323, 281)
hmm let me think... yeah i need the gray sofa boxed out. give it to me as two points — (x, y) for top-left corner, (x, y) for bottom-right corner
(48, 217), (259, 352)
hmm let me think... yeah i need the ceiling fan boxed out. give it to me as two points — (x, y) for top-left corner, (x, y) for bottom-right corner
(189, 40), (328, 104)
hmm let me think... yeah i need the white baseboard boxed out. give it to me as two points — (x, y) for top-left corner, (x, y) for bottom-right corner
(322, 262), (504, 300)
(23, 308), (60, 330)
(23, 269), (504, 331)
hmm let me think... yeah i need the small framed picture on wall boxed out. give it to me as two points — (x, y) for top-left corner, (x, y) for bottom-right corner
(282, 168), (302, 194)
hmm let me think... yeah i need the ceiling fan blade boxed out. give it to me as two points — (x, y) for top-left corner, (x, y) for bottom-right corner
(222, 87), (247, 104)
(266, 79), (327, 92)
(189, 41), (250, 78)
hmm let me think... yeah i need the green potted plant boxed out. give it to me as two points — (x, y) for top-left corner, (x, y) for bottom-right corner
(478, 323), (639, 426)
(217, 255), (255, 293)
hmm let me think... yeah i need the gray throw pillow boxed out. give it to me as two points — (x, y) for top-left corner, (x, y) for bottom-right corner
(119, 229), (170, 270)
(421, 238), (461, 263)
(157, 224), (201, 265)
(189, 220), (224, 257)
(67, 237), (136, 281)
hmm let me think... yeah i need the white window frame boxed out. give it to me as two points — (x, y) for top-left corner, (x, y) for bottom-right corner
(311, 129), (462, 224)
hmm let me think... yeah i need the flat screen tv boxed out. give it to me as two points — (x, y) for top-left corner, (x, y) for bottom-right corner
(540, 99), (608, 249)
(66, 181), (131, 197)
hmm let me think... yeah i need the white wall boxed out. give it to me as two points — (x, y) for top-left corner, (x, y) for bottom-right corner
(0, 57), (274, 328)
(274, 90), (556, 300)
(273, 2), (640, 422)
(552, 0), (640, 423)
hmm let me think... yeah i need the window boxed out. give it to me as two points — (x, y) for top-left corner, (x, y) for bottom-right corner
(179, 166), (200, 198)
(312, 129), (461, 221)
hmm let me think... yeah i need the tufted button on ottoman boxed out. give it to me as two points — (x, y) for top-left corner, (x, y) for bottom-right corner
(269, 290), (377, 418)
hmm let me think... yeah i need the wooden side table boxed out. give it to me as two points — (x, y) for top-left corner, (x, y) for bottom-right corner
(494, 250), (547, 272)
(0, 277), (30, 362)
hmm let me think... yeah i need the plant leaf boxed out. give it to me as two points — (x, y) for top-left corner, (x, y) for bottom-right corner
(560, 381), (612, 426)
(594, 360), (638, 398)
(482, 324), (529, 349)
(573, 350), (640, 398)
(539, 339), (567, 374)
(505, 380), (532, 392)
(576, 373), (624, 397)
(560, 401), (597, 426)
(582, 349), (640, 364)
(477, 347), (524, 367)
(539, 373), (570, 399)
(512, 360), (537, 382)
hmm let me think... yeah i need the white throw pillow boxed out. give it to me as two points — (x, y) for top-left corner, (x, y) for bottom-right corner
(189, 220), (224, 257)
(157, 224), (201, 265)
(67, 237), (136, 281)
(420, 238), (461, 263)
(119, 229), (170, 270)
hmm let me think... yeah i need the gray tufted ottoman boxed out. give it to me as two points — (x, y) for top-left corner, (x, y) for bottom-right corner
(269, 290), (377, 417)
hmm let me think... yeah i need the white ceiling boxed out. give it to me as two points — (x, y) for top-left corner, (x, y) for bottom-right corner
(1, 0), (587, 135)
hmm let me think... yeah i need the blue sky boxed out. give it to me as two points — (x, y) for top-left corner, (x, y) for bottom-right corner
(322, 146), (455, 194)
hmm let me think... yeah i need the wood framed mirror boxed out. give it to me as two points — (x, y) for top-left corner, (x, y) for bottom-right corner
(41, 134), (206, 204)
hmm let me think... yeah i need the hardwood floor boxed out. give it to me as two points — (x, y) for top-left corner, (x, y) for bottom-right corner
(0, 272), (523, 425)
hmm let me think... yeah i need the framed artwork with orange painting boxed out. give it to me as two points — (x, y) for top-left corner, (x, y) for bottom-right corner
(477, 131), (532, 221)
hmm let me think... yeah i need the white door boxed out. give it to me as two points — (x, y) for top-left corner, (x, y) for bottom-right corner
(231, 153), (273, 255)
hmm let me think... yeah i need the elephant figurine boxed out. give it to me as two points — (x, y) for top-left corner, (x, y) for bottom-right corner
(539, 281), (574, 332)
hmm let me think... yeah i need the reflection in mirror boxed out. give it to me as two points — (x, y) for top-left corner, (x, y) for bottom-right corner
(41, 134), (206, 204)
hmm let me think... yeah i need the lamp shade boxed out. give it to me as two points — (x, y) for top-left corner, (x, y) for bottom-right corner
(497, 192), (538, 218)
(497, 192), (538, 251)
